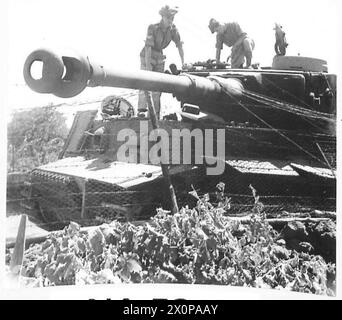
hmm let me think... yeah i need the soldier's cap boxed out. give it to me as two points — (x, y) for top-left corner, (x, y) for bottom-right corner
(208, 18), (220, 33)
(159, 5), (178, 18)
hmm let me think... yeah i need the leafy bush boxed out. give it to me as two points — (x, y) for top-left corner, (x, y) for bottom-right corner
(7, 106), (68, 172)
(17, 186), (335, 295)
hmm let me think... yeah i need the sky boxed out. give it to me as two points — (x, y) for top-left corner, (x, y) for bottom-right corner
(3, 0), (341, 115)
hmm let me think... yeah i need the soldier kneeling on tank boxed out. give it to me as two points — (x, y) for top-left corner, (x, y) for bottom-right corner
(208, 18), (255, 69)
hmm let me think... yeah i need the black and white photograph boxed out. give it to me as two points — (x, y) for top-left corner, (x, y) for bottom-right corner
(1, 0), (340, 300)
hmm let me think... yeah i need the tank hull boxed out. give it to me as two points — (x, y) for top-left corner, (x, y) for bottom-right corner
(30, 118), (336, 225)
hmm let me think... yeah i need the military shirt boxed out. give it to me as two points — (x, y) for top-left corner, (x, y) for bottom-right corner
(216, 22), (244, 49)
(140, 22), (182, 57)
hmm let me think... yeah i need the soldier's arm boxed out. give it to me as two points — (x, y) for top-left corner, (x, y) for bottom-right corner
(177, 43), (185, 66)
(243, 39), (253, 68)
(172, 27), (185, 67)
(144, 25), (155, 70)
(215, 33), (223, 64)
(216, 48), (221, 64)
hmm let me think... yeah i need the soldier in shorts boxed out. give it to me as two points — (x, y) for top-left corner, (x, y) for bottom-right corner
(138, 5), (185, 118)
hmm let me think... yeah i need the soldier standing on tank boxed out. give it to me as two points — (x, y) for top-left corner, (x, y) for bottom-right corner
(138, 5), (185, 119)
(274, 23), (288, 56)
(208, 18), (254, 69)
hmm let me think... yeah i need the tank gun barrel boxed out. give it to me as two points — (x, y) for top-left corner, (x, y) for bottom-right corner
(23, 48), (244, 99)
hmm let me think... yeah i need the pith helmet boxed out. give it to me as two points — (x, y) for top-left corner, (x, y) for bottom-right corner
(208, 18), (220, 33)
(159, 5), (178, 18)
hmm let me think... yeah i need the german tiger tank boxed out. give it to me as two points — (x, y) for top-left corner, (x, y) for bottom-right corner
(22, 48), (336, 226)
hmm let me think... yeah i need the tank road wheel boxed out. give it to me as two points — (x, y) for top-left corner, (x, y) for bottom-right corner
(36, 192), (82, 229)
(37, 199), (65, 227)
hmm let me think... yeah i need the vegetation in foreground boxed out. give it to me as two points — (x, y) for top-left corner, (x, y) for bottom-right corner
(6, 184), (336, 296)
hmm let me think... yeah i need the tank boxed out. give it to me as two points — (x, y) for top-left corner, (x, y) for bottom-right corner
(22, 48), (336, 226)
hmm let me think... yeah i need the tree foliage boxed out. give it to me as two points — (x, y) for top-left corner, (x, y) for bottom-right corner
(7, 106), (68, 172)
